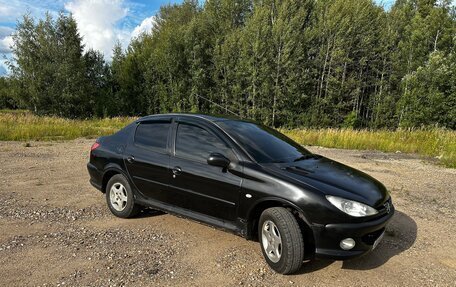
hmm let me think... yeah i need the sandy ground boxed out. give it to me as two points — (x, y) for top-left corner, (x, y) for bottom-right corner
(0, 139), (455, 287)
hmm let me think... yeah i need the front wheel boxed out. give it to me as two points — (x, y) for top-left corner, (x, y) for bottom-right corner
(106, 174), (141, 218)
(258, 207), (304, 274)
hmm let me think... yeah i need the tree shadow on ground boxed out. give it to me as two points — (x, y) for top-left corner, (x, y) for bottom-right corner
(297, 210), (417, 273)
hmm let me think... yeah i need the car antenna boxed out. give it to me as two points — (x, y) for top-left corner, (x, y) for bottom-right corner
(195, 94), (243, 119)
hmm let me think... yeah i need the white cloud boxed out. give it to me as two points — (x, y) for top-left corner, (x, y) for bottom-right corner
(0, 5), (13, 16)
(0, 26), (14, 53)
(65, 0), (130, 58)
(0, 0), (21, 21)
(0, 59), (9, 76)
(0, 26), (14, 54)
(0, 26), (14, 37)
(0, 0), (62, 22)
(131, 15), (156, 39)
(64, 0), (158, 58)
(0, 65), (6, 76)
(0, 35), (13, 53)
(0, 0), (159, 62)
(0, 26), (14, 75)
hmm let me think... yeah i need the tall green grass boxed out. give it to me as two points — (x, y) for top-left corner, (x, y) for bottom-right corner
(282, 128), (456, 168)
(1, 110), (455, 168)
(0, 110), (135, 141)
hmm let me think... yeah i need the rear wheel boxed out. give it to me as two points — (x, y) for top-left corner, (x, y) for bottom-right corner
(106, 174), (141, 218)
(258, 207), (304, 274)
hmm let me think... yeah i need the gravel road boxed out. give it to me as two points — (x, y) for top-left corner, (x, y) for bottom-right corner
(0, 139), (455, 286)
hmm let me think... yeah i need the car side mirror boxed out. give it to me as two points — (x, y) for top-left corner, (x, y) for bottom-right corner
(207, 152), (230, 168)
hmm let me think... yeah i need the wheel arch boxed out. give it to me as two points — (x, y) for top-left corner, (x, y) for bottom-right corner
(101, 164), (129, 193)
(246, 197), (316, 257)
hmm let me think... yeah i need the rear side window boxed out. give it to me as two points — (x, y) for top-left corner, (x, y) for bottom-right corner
(175, 123), (232, 162)
(135, 122), (170, 152)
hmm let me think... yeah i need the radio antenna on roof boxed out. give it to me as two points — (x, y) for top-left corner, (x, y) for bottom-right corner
(195, 94), (243, 118)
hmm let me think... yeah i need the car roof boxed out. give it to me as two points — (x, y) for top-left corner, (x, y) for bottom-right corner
(137, 113), (243, 123)
(135, 113), (261, 162)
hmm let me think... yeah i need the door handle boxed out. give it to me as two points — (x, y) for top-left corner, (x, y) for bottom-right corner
(172, 166), (182, 176)
(126, 156), (135, 163)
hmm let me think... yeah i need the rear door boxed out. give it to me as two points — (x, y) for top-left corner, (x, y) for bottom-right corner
(124, 118), (172, 202)
(168, 119), (242, 222)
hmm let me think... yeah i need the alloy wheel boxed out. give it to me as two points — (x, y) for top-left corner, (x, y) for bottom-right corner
(109, 182), (128, 211)
(261, 220), (282, 263)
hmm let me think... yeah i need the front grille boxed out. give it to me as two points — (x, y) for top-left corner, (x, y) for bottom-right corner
(362, 228), (385, 245)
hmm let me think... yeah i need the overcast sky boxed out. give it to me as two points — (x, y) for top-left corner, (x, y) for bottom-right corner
(0, 0), (399, 76)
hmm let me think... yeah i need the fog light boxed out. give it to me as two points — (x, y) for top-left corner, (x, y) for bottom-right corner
(340, 238), (356, 250)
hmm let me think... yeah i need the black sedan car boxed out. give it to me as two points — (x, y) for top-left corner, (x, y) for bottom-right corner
(87, 113), (394, 274)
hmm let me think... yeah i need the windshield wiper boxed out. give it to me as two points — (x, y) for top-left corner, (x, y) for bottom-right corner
(271, 160), (287, 163)
(293, 154), (314, 162)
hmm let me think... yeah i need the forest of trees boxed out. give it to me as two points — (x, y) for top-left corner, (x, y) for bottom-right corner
(1, 0), (455, 129)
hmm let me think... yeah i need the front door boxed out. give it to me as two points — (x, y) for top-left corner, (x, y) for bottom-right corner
(168, 121), (241, 222)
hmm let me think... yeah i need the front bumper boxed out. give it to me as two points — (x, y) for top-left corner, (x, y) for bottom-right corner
(312, 204), (395, 260)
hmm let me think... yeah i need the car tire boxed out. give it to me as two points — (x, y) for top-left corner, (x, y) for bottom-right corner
(105, 174), (141, 218)
(258, 207), (304, 274)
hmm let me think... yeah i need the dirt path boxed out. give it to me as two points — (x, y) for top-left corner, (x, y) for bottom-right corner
(0, 139), (455, 286)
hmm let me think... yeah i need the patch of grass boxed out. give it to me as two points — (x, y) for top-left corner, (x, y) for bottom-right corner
(282, 128), (456, 168)
(0, 110), (136, 141)
(1, 110), (455, 168)
(0, 109), (30, 114)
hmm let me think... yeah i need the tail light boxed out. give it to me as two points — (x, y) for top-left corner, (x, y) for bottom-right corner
(91, 142), (100, 151)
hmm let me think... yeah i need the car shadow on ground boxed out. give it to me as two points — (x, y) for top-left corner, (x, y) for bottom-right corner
(297, 210), (417, 273)
(135, 208), (167, 218)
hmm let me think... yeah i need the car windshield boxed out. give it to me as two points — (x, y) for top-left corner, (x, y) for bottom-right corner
(218, 120), (312, 163)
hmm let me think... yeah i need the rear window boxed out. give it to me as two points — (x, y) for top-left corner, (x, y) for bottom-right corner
(134, 122), (170, 151)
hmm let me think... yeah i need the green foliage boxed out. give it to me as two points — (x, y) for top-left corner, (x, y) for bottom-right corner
(3, 0), (456, 130)
(0, 110), (134, 141)
(342, 111), (360, 129)
(84, 49), (113, 117)
(0, 77), (20, 109)
(8, 13), (110, 118)
(283, 127), (456, 168)
(398, 51), (456, 128)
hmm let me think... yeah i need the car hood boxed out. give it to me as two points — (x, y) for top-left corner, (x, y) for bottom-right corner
(263, 155), (389, 208)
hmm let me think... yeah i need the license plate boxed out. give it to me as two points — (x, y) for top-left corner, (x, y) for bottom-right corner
(372, 231), (385, 250)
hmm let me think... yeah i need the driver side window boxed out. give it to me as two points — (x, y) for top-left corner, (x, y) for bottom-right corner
(175, 123), (233, 162)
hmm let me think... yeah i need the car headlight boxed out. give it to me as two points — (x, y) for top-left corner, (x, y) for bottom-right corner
(326, 195), (378, 217)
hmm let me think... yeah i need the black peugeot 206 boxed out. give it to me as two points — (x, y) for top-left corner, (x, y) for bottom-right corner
(87, 113), (394, 274)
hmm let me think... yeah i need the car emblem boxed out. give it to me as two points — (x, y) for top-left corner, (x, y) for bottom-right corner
(384, 202), (391, 213)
